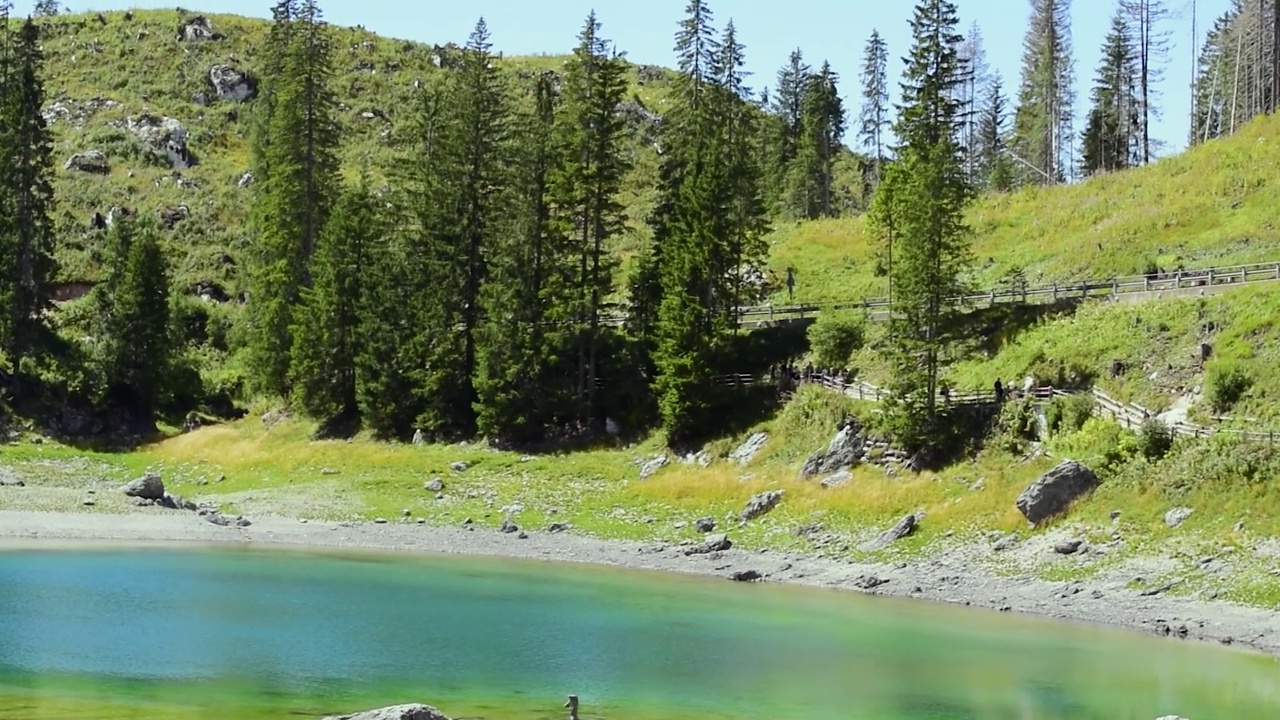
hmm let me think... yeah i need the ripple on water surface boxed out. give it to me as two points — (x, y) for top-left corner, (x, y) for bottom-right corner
(1, 547), (1278, 720)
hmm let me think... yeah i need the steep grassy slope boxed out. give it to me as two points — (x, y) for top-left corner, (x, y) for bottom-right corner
(771, 113), (1280, 305)
(37, 8), (676, 290)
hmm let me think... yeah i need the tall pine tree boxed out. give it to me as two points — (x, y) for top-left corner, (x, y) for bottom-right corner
(552, 11), (631, 429)
(869, 0), (972, 450)
(91, 218), (172, 415)
(1012, 0), (1075, 185)
(858, 30), (891, 193)
(474, 72), (570, 442)
(403, 19), (509, 438)
(0, 17), (57, 370)
(786, 61), (845, 219)
(289, 167), (383, 424)
(974, 72), (1015, 191)
(1082, 11), (1139, 176)
(244, 0), (340, 397)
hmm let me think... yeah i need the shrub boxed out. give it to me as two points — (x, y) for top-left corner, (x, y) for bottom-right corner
(806, 311), (865, 369)
(1138, 419), (1174, 461)
(1207, 361), (1252, 413)
(1045, 394), (1094, 436)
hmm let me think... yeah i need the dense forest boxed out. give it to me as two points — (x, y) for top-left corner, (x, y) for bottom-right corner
(1, 0), (1277, 451)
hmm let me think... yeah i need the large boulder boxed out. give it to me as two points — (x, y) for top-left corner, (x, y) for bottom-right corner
(859, 513), (918, 552)
(64, 150), (108, 174)
(1015, 460), (1100, 526)
(125, 114), (194, 169)
(209, 64), (256, 102)
(177, 16), (223, 42)
(740, 489), (783, 522)
(728, 431), (769, 465)
(122, 472), (165, 500)
(323, 704), (451, 720)
(800, 423), (865, 479)
(685, 533), (732, 556)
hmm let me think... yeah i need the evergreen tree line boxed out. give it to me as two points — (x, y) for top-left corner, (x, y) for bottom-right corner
(244, 0), (784, 446)
(1192, 0), (1280, 146)
(0, 5), (177, 424)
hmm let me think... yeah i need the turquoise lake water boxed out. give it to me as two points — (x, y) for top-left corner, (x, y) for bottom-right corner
(1, 546), (1278, 719)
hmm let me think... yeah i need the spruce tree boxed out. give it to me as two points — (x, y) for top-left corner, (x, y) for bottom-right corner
(858, 30), (891, 191)
(244, 0), (340, 398)
(974, 72), (1015, 191)
(1011, 0), (1075, 185)
(0, 17), (57, 370)
(714, 21), (770, 324)
(289, 169), (382, 424)
(1082, 12), (1139, 176)
(648, 0), (724, 444)
(402, 19), (509, 439)
(474, 72), (570, 442)
(1120, 0), (1171, 163)
(552, 11), (631, 429)
(92, 218), (171, 414)
(869, 0), (971, 450)
(353, 228), (417, 439)
(786, 61), (845, 219)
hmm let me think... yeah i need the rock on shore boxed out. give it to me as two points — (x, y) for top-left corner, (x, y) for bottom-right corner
(323, 703), (451, 720)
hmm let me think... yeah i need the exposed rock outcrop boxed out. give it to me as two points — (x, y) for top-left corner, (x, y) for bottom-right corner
(65, 150), (108, 174)
(122, 471), (164, 500)
(800, 422), (865, 478)
(638, 454), (668, 480)
(1165, 507), (1194, 528)
(739, 489), (783, 522)
(685, 533), (732, 555)
(1015, 460), (1099, 526)
(859, 513), (918, 552)
(209, 64), (256, 101)
(124, 114), (194, 169)
(323, 704), (451, 720)
(178, 16), (223, 42)
(728, 431), (768, 465)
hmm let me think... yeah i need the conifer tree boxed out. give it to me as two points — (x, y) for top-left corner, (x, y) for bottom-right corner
(1120, 0), (1171, 164)
(974, 72), (1015, 191)
(858, 29), (891, 191)
(1082, 11), (1139, 175)
(474, 73), (570, 442)
(868, 0), (971, 449)
(647, 0), (726, 444)
(551, 11), (631, 429)
(403, 19), (509, 438)
(289, 168), (382, 424)
(786, 61), (845, 219)
(0, 17), (57, 369)
(771, 48), (809, 170)
(92, 218), (171, 414)
(244, 0), (340, 397)
(1012, 0), (1075, 185)
(957, 22), (989, 184)
(714, 20), (770, 323)
(353, 228), (417, 439)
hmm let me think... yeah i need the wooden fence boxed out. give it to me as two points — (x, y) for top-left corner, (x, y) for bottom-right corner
(804, 375), (1280, 445)
(602, 259), (1280, 327)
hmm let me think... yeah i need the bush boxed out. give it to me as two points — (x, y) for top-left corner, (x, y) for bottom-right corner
(806, 311), (865, 369)
(1207, 362), (1252, 413)
(1045, 394), (1094, 436)
(1138, 419), (1174, 461)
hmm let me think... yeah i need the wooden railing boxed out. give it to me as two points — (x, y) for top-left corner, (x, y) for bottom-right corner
(806, 375), (1280, 444)
(601, 260), (1280, 327)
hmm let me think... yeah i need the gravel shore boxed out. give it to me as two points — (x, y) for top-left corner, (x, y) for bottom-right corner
(3, 507), (1279, 658)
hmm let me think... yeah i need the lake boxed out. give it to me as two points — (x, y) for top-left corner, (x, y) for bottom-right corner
(0, 546), (1277, 719)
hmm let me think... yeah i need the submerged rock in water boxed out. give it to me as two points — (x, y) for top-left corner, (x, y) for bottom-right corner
(323, 704), (452, 720)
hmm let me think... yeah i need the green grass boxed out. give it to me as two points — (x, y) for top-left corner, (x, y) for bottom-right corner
(34, 8), (676, 290)
(771, 112), (1280, 306)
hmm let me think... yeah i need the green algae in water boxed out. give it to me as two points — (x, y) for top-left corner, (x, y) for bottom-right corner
(1, 546), (1279, 719)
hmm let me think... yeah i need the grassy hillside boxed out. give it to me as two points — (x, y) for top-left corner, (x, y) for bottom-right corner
(771, 113), (1280, 305)
(36, 8), (680, 290)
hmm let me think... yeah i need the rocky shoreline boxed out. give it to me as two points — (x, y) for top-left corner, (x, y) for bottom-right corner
(2, 506), (1279, 659)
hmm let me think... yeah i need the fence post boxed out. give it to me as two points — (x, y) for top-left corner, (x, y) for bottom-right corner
(1208, 268), (1215, 286)
(1144, 275), (1150, 291)
(1052, 284), (1058, 301)
(1176, 269), (1182, 288)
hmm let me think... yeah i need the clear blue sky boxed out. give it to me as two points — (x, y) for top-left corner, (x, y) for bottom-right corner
(35, 0), (1227, 155)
